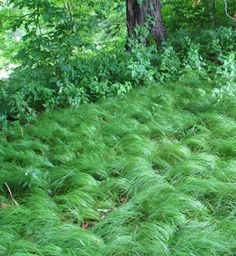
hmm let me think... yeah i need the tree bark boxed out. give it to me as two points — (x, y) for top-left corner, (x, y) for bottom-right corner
(126, 0), (166, 48)
(211, 0), (217, 26)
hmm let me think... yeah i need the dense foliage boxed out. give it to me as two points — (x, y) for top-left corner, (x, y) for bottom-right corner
(0, 0), (235, 129)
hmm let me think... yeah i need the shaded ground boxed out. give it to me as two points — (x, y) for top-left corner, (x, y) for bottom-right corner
(0, 77), (236, 255)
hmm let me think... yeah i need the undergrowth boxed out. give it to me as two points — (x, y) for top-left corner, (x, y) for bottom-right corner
(0, 26), (235, 129)
(0, 76), (236, 255)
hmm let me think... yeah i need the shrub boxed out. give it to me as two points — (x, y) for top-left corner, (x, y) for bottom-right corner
(1, 26), (235, 129)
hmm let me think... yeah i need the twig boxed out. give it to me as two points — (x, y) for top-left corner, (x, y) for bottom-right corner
(20, 126), (24, 137)
(4, 182), (19, 206)
(223, 0), (236, 22)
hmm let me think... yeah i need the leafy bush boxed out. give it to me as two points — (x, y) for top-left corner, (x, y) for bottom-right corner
(0, 10), (235, 130)
(170, 27), (236, 63)
(212, 52), (236, 102)
(163, 0), (236, 31)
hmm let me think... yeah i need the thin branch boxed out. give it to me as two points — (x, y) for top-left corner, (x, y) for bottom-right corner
(4, 182), (19, 206)
(223, 0), (236, 21)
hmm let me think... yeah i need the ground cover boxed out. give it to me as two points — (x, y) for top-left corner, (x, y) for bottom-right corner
(0, 77), (236, 255)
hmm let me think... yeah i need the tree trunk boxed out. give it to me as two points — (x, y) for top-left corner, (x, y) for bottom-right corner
(211, 0), (217, 26)
(126, 0), (166, 49)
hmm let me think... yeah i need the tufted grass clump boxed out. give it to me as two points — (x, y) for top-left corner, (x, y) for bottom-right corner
(0, 78), (236, 255)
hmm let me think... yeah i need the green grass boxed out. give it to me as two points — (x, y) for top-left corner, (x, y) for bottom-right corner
(0, 78), (236, 255)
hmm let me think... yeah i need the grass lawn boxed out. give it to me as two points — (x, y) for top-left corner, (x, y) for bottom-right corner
(1, 77), (236, 255)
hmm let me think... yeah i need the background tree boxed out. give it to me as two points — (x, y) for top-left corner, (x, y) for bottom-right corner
(126, 0), (166, 48)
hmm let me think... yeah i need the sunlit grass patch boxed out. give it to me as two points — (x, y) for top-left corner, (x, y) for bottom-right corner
(0, 80), (236, 255)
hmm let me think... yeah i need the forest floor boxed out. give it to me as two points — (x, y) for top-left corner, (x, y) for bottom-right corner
(1, 77), (236, 255)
